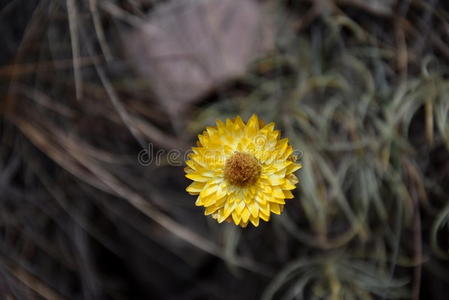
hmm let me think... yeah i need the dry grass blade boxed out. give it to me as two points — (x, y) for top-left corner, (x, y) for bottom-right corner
(431, 203), (449, 259)
(0, 56), (100, 78)
(67, 0), (83, 100)
(88, 0), (113, 61)
(0, 258), (66, 300)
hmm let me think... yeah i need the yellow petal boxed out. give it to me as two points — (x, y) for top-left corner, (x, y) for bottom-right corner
(245, 114), (259, 136)
(273, 187), (285, 198)
(259, 202), (270, 215)
(284, 190), (294, 199)
(195, 196), (203, 206)
(233, 116), (245, 129)
(201, 183), (218, 197)
(282, 180), (296, 190)
(256, 196), (267, 206)
(259, 210), (270, 221)
(221, 201), (234, 221)
(186, 181), (205, 194)
(216, 119), (225, 128)
(287, 163), (302, 174)
(202, 192), (225, 207)
(250, 215), (260, 226)
(269, 196), (285, 204)
(216, 209), (227, 223)
(205, 205), (219, 215)
(268, 175), (285, 186)
(248, 202), (259, 217)
(241, 208), (251, 223)
(235, 200), (245, 215)
(270, 203), (281, 214)
(232, 211), (242, 225)
(186, 173), (209, 182)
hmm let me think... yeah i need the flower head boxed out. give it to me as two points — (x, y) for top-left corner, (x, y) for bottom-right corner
(185, 115), (301, 227)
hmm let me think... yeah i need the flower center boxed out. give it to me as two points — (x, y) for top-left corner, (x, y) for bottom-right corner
(224, 152), (261, 187)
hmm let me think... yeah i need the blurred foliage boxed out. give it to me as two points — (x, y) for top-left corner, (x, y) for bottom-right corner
(1, 0), (449, 299)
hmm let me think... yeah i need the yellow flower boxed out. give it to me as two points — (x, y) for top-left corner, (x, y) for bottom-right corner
(185, 115), (301, 227)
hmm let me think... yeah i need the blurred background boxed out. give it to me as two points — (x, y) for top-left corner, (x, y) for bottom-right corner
(1, 0), (449, 299)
